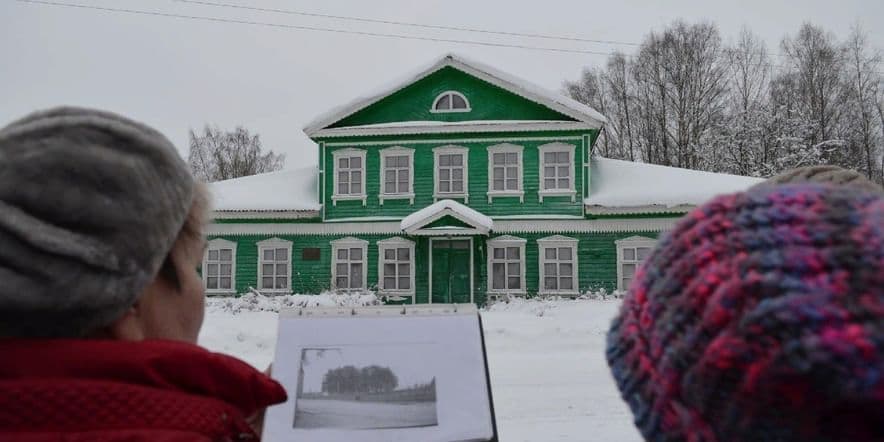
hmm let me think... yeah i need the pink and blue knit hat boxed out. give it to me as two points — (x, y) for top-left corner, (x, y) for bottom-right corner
(607, 182), (884, 441)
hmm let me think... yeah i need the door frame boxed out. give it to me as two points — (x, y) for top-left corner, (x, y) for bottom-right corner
(427, 236), (474, 304)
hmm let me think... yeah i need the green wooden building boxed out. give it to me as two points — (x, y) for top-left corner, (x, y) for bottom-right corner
(205, 54), (761, 305)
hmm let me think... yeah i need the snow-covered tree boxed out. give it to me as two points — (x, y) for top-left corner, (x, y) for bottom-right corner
(188, 125), (285, 182)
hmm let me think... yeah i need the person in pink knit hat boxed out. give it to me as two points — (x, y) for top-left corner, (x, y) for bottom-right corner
(607, 166), (883, 442)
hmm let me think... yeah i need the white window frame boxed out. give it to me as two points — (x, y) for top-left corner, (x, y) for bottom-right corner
(331, 148), (367, 206)
(376, 237), (416, 297)
(378, 146), (415, 205)
(433, 145), (470, 202)
(486, 235), (527, 295)
(256, 237), (292, 294)
(538, 235), (579, 296)
(538, 142), (577, 203)
(430, 90), (471, 113)
(615, 236), (657, 291)
(331, 237), (369, 291)
(203, 238), (237, 294)
(486, 143), (524, 203)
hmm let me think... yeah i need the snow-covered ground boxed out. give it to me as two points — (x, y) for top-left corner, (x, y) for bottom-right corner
(199, 294), (642, 441)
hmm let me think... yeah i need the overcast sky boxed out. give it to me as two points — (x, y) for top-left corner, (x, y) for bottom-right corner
(3, 0), (883, 167)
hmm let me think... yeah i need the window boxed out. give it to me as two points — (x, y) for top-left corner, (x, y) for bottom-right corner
(433, 146), (469, 202)
(379, 146), (415, 205)
(332, 237), (368, 291)
(377, 238), (415, 295)
(538, 235), (578, 295)
(257, 238), (292, 292)
(615, 236), (657, 291)
(203, 239), (236, 293)
(486, 143), (524, 202)
(431, 91), (471, 113)
(487, 235), (526, 294)
(332, 148), (366, 206)
(538, 142), (576, 202)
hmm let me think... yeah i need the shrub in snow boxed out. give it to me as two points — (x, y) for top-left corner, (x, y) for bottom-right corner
(206, 289), (381, 314)
(484, 294), (557, 317)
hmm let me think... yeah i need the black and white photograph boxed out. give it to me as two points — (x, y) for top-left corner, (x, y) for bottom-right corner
(293, 344), (439, 430)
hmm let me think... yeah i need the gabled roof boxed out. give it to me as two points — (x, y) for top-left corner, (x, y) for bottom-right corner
(209, 166), (321, 214)
(304, 53), (606, 137)
(585, 157), (764, 214)
(401, 199), (493, 235)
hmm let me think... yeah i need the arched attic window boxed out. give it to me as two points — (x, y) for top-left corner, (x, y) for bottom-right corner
(432, 91), (471, 113)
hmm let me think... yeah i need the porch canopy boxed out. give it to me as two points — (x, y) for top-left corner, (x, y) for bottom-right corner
(400, 199), (493, 236)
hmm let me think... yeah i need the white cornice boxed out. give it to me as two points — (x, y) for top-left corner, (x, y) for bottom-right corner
(583, 204), (695, 215)
(212, 210), (320, 219)
(206, 218), (678, 236)
(312, 121), (594, 138)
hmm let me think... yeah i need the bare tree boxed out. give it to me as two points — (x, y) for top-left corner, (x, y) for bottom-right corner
(721, 28), (771, 175)
(188, 125), (285, 182)
(781, 24), (846, 157)
(843, 24), (883, 182)
(564, 20), (884, 184)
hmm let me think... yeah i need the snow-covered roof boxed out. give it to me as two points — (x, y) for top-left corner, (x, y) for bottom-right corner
(401, 199), (493, 235)
(209, 166), (321, 213)
(585, 157), (764, 214)
(304, 53), (606, 137)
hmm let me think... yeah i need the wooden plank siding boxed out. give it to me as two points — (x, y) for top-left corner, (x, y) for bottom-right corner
(206, 230), (661, 304)
(321, 134), (593, 220)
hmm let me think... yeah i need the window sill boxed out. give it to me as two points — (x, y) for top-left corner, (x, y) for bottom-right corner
(538, 291), (579, 297)
(379, 193), (415, 205)
(430, 108), (472, 114)
(486, 289), (527, 295)
(378, 290), (416, 296)
(331, 194), (367, 206)
(205, 289), (237, 296)
(434, 193), (469, 203)
(538, 189), (576, 203)
(257, 289), (292, 295)
(486, 190), (524, 203)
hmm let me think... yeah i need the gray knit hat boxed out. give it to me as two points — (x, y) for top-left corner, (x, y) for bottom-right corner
(0, 107), (194, 337)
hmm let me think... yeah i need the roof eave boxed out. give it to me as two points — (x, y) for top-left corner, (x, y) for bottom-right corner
(212, 209), (322, 219)
(583, 204), (696, 216)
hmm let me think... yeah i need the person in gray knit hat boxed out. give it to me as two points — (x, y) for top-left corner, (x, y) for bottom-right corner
(0, 107), (286, 441)
(0, 106), (205, 340)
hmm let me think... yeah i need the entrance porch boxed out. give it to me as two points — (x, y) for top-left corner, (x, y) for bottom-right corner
(399, 200), (492, 305)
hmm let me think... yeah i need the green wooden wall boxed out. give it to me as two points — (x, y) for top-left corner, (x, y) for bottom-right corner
(207, 230), (662, 304)
(322, 134), (592, 220)
(329, 66), (575, 127)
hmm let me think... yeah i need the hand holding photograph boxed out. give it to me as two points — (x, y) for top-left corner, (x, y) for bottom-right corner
(263, 305), (496, 442)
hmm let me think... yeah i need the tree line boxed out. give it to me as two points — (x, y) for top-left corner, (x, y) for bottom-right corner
(565, 21), (884, 184)
(321, 365), (399, 394)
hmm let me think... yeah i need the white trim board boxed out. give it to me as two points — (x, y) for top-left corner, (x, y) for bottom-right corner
(206, 218), (678, 236)
(312, 121), (594, 138)
(213, 210), (320, 220)
(323, 135), (582, 148)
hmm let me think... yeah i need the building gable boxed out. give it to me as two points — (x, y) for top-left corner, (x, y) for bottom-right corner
(304, 54), (606, 138)
(328, 66), (576, 128)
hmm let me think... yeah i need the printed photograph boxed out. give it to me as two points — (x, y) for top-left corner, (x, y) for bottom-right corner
(293, 344), (439, 430)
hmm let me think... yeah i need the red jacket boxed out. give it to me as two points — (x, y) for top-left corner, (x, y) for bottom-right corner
(0, 339), (287, 441)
